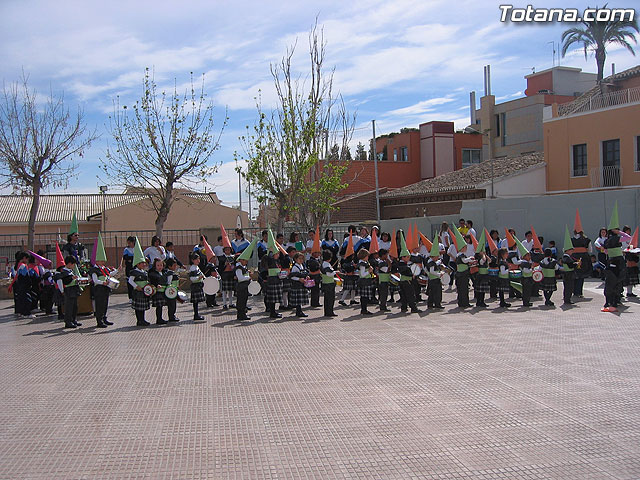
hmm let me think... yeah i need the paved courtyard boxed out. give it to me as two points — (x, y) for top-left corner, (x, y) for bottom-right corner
(1, 280), (640, 479)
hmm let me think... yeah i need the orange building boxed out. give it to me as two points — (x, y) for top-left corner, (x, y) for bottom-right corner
(544, 65), (640, 192)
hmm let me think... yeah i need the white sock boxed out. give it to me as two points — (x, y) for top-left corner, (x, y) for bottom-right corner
(282, 291), (288, 307)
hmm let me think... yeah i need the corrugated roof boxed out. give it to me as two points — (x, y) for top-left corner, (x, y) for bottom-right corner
(380, 152), (544, 199)
(558, 64), (640, 116)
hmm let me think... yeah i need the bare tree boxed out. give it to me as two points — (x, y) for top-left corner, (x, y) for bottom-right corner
(0, 75), (95, 250)
(239, 21), (356, 231)
(102, 68), (226, 236)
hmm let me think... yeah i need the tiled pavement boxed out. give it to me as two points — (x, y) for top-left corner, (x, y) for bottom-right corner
(1, 280), (640, 479)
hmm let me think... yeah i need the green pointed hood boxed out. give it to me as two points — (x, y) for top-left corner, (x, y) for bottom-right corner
(132, 236), (146, 266)
(267, 228), (279, 254)
(475, 229), (486, 254)
(563, 225), (573, 252)
(429, 235), (440, 257)
(453, 226), (466, 251)
(237, 236), (258, 261)
(95, 232), (107, 263)
(69, 212), (78, 235)
(608, 201), (620, 231)
(514, 235), (529, 257)
(399, 231), (410, 257)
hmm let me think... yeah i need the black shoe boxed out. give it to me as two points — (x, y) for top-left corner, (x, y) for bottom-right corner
(103, 319), (114, 325)
(222, 305), (228, 310)
(137, 320), (150, 326)
(296, 312), (308, 318)
(156, 319), (168, 325)
(380, 307), (390, 312)
(410, 308), (421, 314)
(400, 308), (408, 313)
(476, 303), (487, 308)
(270, 312), (283, 318)
(350, 300), (359, 305)
(279, 305), (292, 310)
(546, 301), (555, 306)
(361, 310), (372, 315)
(523, 303), (533, 307)
(327, 313), (338, 317)
(237, 315), (250, 321)
(499, 302), (511, 308)
(246, 306), (252, 311)
(168, 318), (180, 322)
(311, 303), (322, 308)
(64, 323), (77, 329)
(96, 322), (108, 328)
(458, 304), (471, 308)
(338, 301), (347, 306)
(563, 301), (574, 306)
(628, 293), (637, 298)
(435, 305), (445, 309)
(193, 315), (205, 321)
(230, 304), (236, 309)
(74, 322), (82, 327)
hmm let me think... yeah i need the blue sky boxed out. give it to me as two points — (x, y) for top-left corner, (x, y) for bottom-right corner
(1, 0), (638, 213)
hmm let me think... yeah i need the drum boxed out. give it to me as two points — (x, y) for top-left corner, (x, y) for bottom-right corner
(105, 277), (120, 290)
(165, 285), (178, 299)
(441, 272), (451, 285)
(417, 275), (429, 286)
(304, 279), (316, 288)
(532, 267), (544, 283)
(77, 277), (91, 286)
(248, 280), (261, 295)
(335, 277), (343, 287)
(469, 266), (479, 274)
(389, 274), (400, 286)
(203, 276), (220, 295)
(177, 291), (188, 303)
(410, 264), (421, 276)
(509, 269), (522, 279)
(143, 284), (156, 297)
(488, 268), (499, 277)
(278, 270), (289, 279)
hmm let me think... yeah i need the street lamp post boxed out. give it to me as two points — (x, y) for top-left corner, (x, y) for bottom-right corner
(99, 185), (108, 231)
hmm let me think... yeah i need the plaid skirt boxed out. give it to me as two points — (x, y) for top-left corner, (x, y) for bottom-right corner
(358, 280), (375, 300)
(131, 291), (151, 311)
(221, 276), (235, 292)
(281, 278), (291, 293)
(474, 275), (491, 294)
(498, 277), (511, 294)
(288, 286), (309, 306)
(265, 279), (283, 304)
(190, 283), (205, 304)
(53, 289), (64, 307)
(624, 266), (639, 286)
(389, 282), (400, 294)
(541, 276), (557, 292)
(342, 275), (358, 292)
(152, 290), (167, 307)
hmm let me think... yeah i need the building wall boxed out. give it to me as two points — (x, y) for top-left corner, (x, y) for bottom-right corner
(453, 132), (483, 169)
(332, 190), (380, 223)
(484, 165), (547, 197)
(545, 102), (640, 192)
(340, 131), (421, 196)
(420, 122), (455, 179)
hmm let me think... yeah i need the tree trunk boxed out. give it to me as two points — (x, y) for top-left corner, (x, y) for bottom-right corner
(596, 47), (606, 83)
(27, 181), (41, 251)
(154, 185), (174, 238)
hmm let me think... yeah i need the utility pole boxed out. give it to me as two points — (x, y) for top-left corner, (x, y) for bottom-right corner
(237, 167), (242, 212)
(372, 120), (380, 223)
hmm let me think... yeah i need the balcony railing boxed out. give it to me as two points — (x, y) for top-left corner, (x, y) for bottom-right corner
(560, 85), (640, 116)
(590, 165), (622, 188)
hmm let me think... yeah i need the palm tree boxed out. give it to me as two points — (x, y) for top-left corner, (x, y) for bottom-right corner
(561, 7), (639, 83)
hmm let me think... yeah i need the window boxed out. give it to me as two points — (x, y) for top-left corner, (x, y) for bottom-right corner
(500, 113), (507, 146)
(495, 114), (500, 137)
(399, 146), (408, 162)
(572, 144), (587, 177)
(462, 149), (481, 168)
(393, 148), (397, 162)
(636, 136), (640, 171)
(602, 139), (621, 187)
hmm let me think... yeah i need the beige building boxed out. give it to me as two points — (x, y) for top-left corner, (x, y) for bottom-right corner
(544, 65), (640, 192)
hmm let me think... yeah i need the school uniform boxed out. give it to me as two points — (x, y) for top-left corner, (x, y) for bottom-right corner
(624, 251), (639, 287)
(289, 263), (310, 316)
(235, 263), (251, 320)
(202, 261), (219, 307)
(571, 234), (591, 297)
(149, 268), (171, 324)
(279, 255), (293, 307)
(515, 258), (534, 306)
(189, 265), (205, 304)
(473, 255), (490, 307)
(341, 259), (358, 293)
(455, 252), (473, 308)
(397, 260), (418, 313)
(232, 238), (250, 255)
(321, 260), (337, 316)
(376, 257), (391, 311)
(166, 271), (180, 322)
(562, 253), (578, 304)
(60, 267), (81, 328)
(604, 233), (625, 305)
(321, 239), (339, 265)
(28, 264), (41, 311)
(12, 263), (32, 316)
(388, 259), (400, 301)
(220, 255), (236, 293)
(265, 254), (283, 313)
(497, 259), (512, 307)
(39, 269), (56, 315)
(410, 254), (423, 302)
(540, 257), (558, 306)
(594, 236), (608, 278)
(123, 247), (135, 299)
(358, 259), (375, 314)
(53, 269), (65, 319)
(90, 265), (118, 327)
(128, 267), (151, 325)
(425, 258), (443, 309)
(306, 256), (322, 307)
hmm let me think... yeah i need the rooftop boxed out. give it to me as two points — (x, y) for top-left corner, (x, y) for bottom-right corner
(380, 152), (544, 198)
(0, 192), (220, 224)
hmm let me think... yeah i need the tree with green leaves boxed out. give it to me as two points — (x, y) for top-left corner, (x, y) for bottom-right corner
(0, 75), (96, 250)
(561, 11), (638, 82)
(102, 68), (226, 237)
(355, 142), (367, 161)
(238, 22), (356, 230)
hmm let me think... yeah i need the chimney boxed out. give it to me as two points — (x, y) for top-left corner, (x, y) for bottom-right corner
(486, 65), (491, 96)
(483, 66), (488, 96)
(470, 91), (477, 124)
(612, 63), (616, 76)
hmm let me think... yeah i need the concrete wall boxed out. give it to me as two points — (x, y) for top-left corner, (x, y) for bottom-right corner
(481, 165), (547, 198)
(380, 188), (640, 246)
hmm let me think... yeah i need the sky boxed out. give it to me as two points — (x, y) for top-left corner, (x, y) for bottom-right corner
(1, 0), (638, 216)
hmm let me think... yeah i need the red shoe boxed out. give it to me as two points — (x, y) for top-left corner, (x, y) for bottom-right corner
(601, 307), (610, 312)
